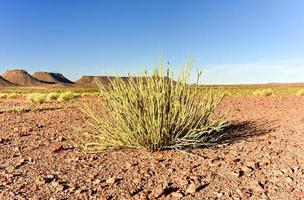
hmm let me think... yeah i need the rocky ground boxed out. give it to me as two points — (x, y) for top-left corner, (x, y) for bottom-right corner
(0, 96), (304, 200)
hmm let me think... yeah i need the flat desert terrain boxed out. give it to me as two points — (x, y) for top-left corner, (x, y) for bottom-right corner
(1, 96), (304, 199)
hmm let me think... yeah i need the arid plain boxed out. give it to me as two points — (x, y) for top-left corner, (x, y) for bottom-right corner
(0, 69), (304, 199)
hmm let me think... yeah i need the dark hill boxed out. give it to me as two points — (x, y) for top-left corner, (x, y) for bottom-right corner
(33, 72), (73, 84)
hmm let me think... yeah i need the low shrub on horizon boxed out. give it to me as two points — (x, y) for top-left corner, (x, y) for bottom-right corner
(253, 89), (273, 96)
(58, 91), (80, 101)
(47, 92), (60, 101)
(296, 89), (304, 96)
(73, 61), (228, 153)
(27, 93), (46, 104)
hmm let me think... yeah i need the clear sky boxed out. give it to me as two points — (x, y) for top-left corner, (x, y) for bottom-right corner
(0, 0), (304, 84)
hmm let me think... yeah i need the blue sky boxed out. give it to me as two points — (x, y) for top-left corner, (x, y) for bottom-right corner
(0, 0), (304, 83)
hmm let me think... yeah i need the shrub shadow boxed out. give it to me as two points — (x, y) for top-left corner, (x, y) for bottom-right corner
(216, 120), (276, 145)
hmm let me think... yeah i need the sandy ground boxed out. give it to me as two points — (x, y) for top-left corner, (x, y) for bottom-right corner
(0, 96), (304, 200)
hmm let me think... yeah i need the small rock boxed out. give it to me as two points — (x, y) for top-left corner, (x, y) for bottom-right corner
(125, 162), (132, 169)
(51, 181), (60, 188)
(19, 131), (30, 137)
(37, 124), (44, 128)
(150, 185), (165, 198)
(249, 181), (264, 192)
(214, 191), (224, 198)
(291, 165), (300, 173)
(241, 188), (252, 198)
(35, 177), (45, 185)
(106, 177), (117, 185)
(93, 178), (101, 185)
(185, 183), (198, 194)
(242, 166), (254, 174)
(51, 143), (64, 153)
(171, 191), (183, 198)
(15, 158), (27, 168)
(44, 174), (56, 183)
(286, 176), (293, 183)
(176, 177), (188, 186)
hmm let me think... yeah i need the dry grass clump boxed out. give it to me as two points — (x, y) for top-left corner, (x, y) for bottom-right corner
(0, 93), (7, 98)
(253, 89), (273, 96)
(27, 93), (46, 104)
(7, 93), (18, 99)
(296, 89), (304, 96)
(222, 91), (232, 97)
(58, 91), (80, 101)
(74, 62), (228, 152)
(80, 92), (100, 97)
(47, 92), (60, 101)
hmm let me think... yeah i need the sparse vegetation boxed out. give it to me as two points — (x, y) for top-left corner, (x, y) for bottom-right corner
(7, 93), (18, 99)
(296, 89), (304, 96)
(27, 93), (46, 104)
(46, 92), (60, 101)
(253, 89), (273, 96)
(0, 93), (7, 98)
(58, 91), (80, 101)
(74, 62), (227, 152)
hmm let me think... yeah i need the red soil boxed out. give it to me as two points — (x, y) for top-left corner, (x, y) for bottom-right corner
(0, 96), (304, 199)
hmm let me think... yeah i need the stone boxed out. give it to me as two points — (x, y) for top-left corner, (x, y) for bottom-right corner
(150, 185), (165, 198)
(176, 177), (188, 186)
(286, 176), (293, 183)
(241, 188), (252, 198)
(249, 181), (264, 192)
(185, 183), (197, 194)
(106, 177), (116, 185)
(51, 143), (64, 153)
(93, 178), (101, 185)
(171, 191), (183, 198)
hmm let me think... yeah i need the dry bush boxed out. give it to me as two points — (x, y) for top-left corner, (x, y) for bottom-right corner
(296, 89), (304, 96)
(7, 93), (18, 99)
(58, 91), (80, 101)
(27, 93), (46, 104)
(80, 92), (100, 97)
(73, 62), (228, 152)
(253, 89), (273, 96)
(0, 93), (7, 98)
(47, 92), (60, 101)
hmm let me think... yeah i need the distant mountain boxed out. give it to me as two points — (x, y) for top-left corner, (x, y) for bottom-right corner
(75, 75), (175, 85)
(1, 69), (46, 86)
(33, 72), (73, 84)
(0, 76), (15, 87)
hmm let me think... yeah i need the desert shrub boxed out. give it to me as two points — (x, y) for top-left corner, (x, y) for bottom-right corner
(27, 93), (46, 104)
(0, 93), (7, 98)
(222, 91), (232, 97)
(80, 92), (100, 97)
(80, 92), (90, 97)
(73, 62), (227, 152)
(7, 93), (18, 99)
(58, 91), (79, 101)
(91, 92), (101, 97)
(47, 92), (60, 101)
(296, 89), (304, 96)
(260, 89), (273, 96)
(253, 89), (273, 96)
(253, 90), (261, 96)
